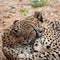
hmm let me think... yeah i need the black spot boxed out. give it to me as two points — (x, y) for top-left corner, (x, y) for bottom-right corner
(26, 40), (29, 42)
(30, 51), (33, 54)
(50, 38), (52, 40)
(25, 47), (28, 50)
(15, 57), (17, 60)
(58, 54), (60, 57)
(11, 50), (14, 53)
(9, 44), (12, 47)
(48, 40), (50, 42)
(45, 42), (47, 44)
(30, 48), (32, 50)
(21, 51), (23, 54)
(17, 53), (19, 55)
(6, 33), (8, 34)
(7, 36), (9, 38)
(47, 55), (49, 57)
(55, 43), (57, 45)
(42, 52), (45, 55)
(44, 56), (49, 60)
(54, 33), (56, 35)
(34, 50), (38, 52)
(35, 44), (38, 46)
(52, 54), (56, 58)
(35, 55), (37, 57)
(46, 45), (50, 49)
(39, 55), (42, 58)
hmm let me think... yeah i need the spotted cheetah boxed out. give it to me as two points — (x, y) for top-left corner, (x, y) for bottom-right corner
(2, 11), (60, 60)
(2, 11), (45, 60)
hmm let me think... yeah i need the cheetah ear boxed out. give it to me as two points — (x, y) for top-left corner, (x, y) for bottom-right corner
(34, 11), (43, 23)
(13, 20), (19, 24)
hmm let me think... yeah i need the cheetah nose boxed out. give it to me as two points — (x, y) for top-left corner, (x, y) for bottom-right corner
(36, 30), (44, 38)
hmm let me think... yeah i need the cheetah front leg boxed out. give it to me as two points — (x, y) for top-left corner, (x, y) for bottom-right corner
(3, 47), (60, 60)
(3, 46), (32, 60)
(3, 46), (26, 60)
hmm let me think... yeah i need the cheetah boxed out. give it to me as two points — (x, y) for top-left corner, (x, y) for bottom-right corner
(2, 11), (45, 60)
(2, 11), (60, 60)
(18, 20), (60, 60)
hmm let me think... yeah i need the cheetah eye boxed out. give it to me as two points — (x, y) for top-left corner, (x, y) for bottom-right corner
(12, 29), (18, 34)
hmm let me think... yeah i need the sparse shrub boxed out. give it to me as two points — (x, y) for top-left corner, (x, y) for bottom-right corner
(30, 0), (47, 7)
(20, 9), (28, 15)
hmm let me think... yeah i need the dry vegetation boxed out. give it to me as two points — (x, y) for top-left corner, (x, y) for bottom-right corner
(0, 0), (60, 60)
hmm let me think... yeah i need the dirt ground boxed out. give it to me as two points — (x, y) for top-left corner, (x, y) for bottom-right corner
(0, 0), (60, 60)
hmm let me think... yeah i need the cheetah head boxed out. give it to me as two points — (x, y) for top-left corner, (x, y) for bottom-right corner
(11, 11), (44, 45)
